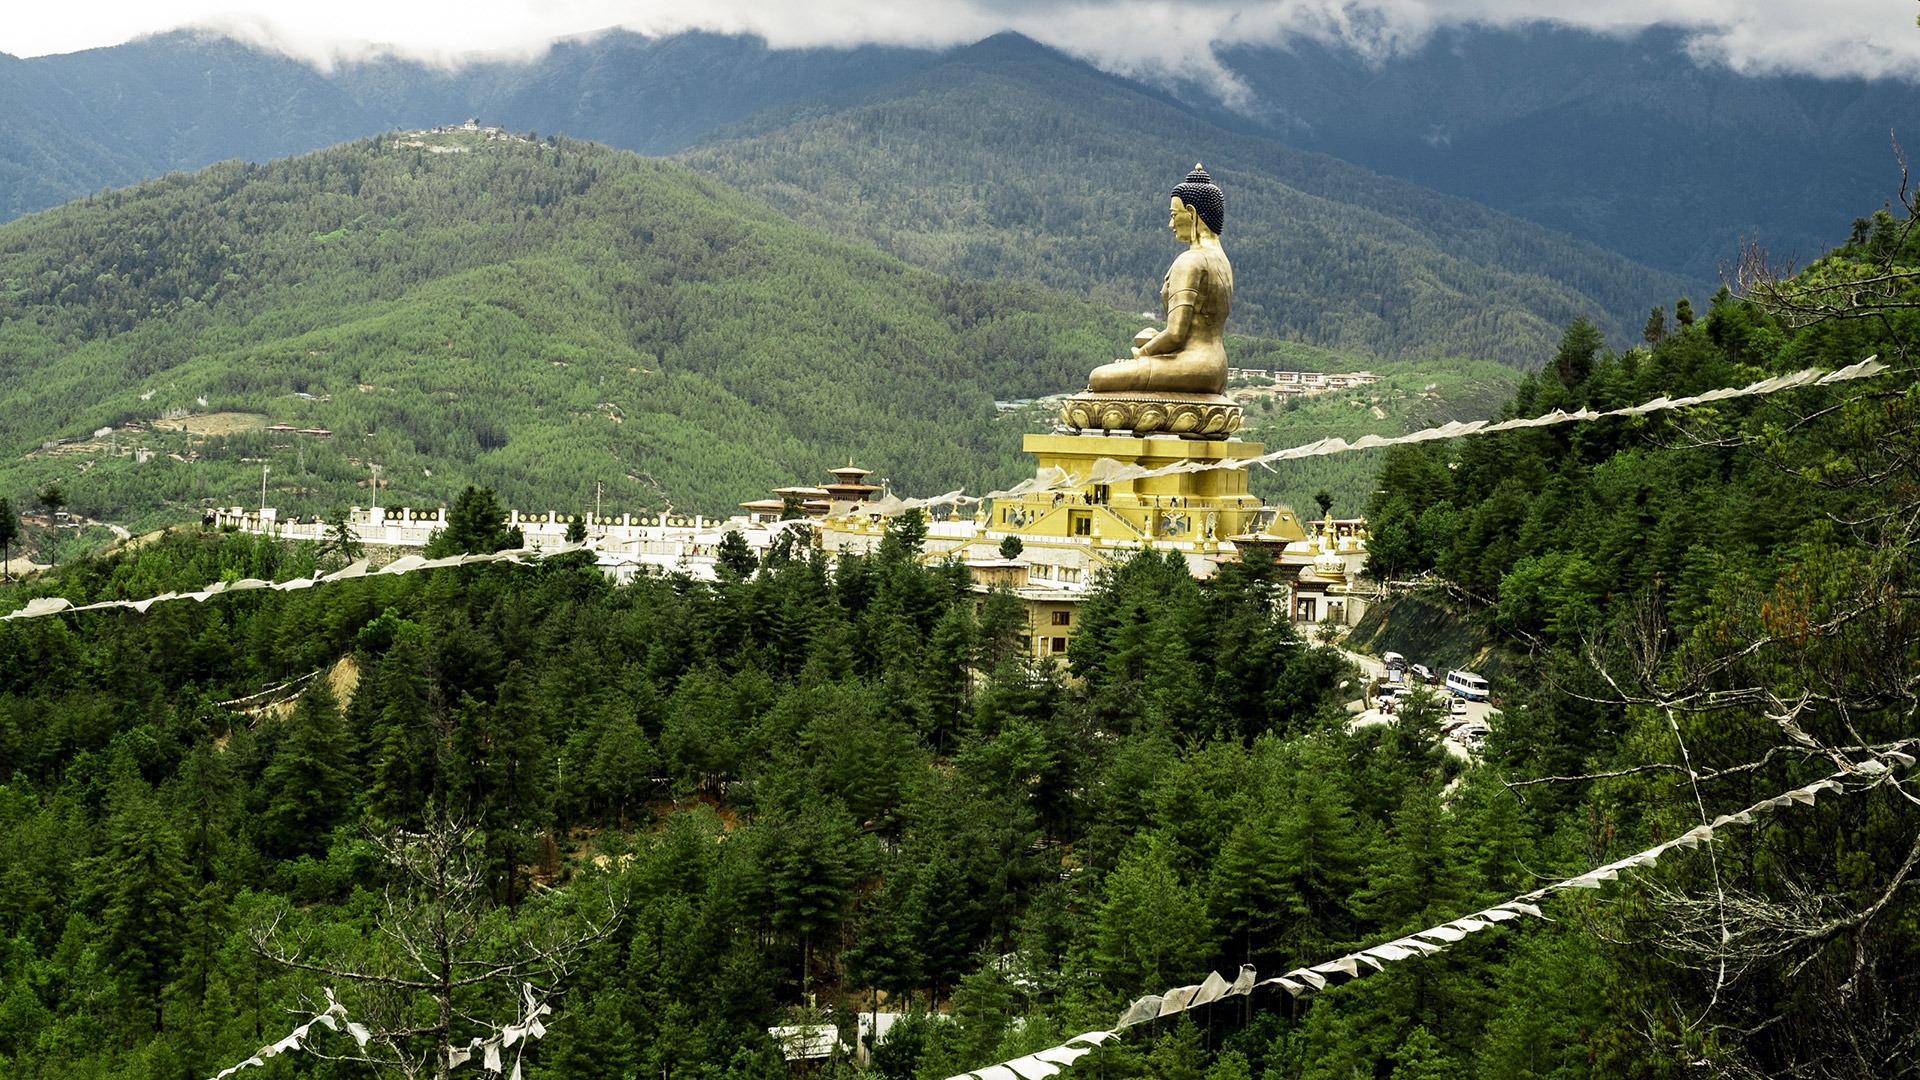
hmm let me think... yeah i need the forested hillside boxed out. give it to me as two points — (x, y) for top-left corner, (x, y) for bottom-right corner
(0, 133), (1140, 528)
(6, 24), (1913, 290)
(1356, 201), (1920, 1075)
(679, 34), (1689, 364)
(2, 30), (1694, 365)
(0, 197), (1912, 1079)
(0, 502), (1382, 1079)
(1235, 356), (1522, 518)
(0, 192), (1911, 1077)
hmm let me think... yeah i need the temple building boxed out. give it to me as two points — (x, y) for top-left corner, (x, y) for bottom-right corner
(740, 462), (885, 523)
(811, 164), (1373, 659)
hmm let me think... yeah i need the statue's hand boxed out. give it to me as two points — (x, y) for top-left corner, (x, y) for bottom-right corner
(1131, 327), (1158, 357)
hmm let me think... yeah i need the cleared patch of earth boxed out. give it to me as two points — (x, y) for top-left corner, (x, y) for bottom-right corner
(154, 412), (268, 436)
(327, 655), (361, 707)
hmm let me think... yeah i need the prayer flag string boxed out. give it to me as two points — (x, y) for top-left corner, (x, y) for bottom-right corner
(943, 743), (1917, 1080)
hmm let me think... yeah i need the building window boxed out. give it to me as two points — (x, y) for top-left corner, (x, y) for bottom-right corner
(1092, 484), (1110, 505)
(1052, 637), (1069, 655)
(1050, 610), (1071, 626)
(1070, 511), (1092, 536)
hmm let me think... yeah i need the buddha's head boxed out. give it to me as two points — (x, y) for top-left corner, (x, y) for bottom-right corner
(1170, 163), (1225, 240)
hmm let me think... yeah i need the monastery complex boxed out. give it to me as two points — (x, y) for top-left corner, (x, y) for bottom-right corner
(212, 164), (1375, 661)
(212, 430), (1372, 664)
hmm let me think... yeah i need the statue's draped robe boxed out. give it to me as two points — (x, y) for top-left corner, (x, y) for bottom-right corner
(1088, 245), (1232, 395)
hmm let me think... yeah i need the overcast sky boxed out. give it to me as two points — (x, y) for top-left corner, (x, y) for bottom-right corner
(7, 1), (1917, 99)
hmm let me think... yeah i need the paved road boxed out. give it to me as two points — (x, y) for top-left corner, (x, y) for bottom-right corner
(1338, 645), (1497, 758)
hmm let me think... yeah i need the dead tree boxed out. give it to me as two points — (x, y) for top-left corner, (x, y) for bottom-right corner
(249, 812), (621, 1079)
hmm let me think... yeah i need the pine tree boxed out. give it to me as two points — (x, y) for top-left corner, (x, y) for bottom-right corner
(974, 588), (1026, 670)
(876, 508), (928, 564)
(1145, 1019), (1207, 1080)
(578, 701), (659, 826)
(923, 605), (975, 749)
(256, 680), (354, 860)
(364, 626), (443, 825)
(1390, 1025), (1466, 1080)
(1550, 316), (1605, 389)
(1209, 809), (1288, 968)
(319, 506), (363, 564)
(1093, 832), (1212, 991)
(759, 803), (862, 997)
(97, 770), (191, 1028)
(33, 484), (65, 566)
(0, 497), (17, 581)
(1269, 738), (1365, 956)
(715, 528), (756, 580)
(424, 486), (523, 556)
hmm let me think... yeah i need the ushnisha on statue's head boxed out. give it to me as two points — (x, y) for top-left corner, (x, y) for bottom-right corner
(1170, 163), (1225, 238)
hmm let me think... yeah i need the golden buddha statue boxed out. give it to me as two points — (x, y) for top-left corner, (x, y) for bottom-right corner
(1089, 164), (1232, 395)
(1059, 164), (1243, 438)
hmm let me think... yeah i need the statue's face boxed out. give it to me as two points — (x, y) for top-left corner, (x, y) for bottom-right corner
(1169, 197), (1199, 242)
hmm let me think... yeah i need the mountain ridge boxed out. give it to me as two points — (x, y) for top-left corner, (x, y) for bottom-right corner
(677, 34), (1691, 363)
(2, 22), (1911, 291)
(1206, 23), (1920, 276)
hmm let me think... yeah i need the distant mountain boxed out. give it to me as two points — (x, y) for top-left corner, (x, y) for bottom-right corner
(0, 35), (390, 222)
(0, 134), (1162, 525)
(0, 30), (928, 222)
(6, 23), (1914, 289)
(1207, 24), (1920, 278)
(0, 27), (1696, 367)
(678, 32), (1692, 365)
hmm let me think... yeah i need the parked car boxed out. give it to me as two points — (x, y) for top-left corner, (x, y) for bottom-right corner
(1411, 663), (1435, 684)
(1448, 696), (1468, 715)
(1383, 651), (1407, 671)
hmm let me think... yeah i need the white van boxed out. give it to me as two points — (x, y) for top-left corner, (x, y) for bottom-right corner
(1445, 670), (1490, 701)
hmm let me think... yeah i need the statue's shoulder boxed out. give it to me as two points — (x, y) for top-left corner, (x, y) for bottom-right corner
(1169, 245), (1231, 283)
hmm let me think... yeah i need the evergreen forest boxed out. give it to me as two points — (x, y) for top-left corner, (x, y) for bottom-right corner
(0, 194), (1915, 1080)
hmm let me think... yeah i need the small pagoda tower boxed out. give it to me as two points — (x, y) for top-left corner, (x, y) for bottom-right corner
(822, 462), (884, 518)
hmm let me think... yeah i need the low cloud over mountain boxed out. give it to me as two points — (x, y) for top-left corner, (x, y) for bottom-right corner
(10, 1), (1919, 102)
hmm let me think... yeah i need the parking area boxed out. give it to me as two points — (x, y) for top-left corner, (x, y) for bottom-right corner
(1342, 647), (1499, 758)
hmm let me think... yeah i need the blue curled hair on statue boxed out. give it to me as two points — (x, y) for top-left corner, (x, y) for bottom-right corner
(1171, 163), (1224, 236)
